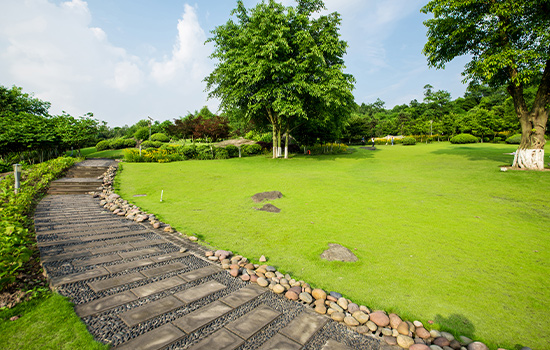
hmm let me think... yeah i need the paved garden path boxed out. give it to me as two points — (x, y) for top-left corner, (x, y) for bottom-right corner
(33, 162), (388, 350)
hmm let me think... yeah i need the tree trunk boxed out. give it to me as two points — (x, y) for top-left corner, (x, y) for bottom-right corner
(508, 60), (549, 170)
(272, 123), (277, 159)
(284, 132), (289, 159)
(512, 109), (547, 169)
(508, 60), (550, 170)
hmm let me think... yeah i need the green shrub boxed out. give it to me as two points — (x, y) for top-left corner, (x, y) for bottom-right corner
(402, 137), (416, 145)
(196, 145), (214, 160)
(0, 160), (12, 172)
(505, 134), (522, 144)
(241, 144), (262, 155)
(225, 145), (239, 157)
(492, 137), (502, 143)
(177, 145), (197, 159)
(214, 148), (229, 159)
(95, 140), (110, 151)
(140, 141), (163, 149)
(0, 157), (76, 289)
(108, 138), (126, 150)
(134, 127), (150, 141)
(124, 139), (136, 148)
(450, 133), (478, 144)
(483, 137), (490, 143)
(150, 133), (170, 142)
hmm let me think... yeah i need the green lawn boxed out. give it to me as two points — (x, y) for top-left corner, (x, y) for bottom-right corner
(0, 293), (109, 350)
(116, 142), (550, 350)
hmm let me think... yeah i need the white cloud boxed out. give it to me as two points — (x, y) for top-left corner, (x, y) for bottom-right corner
(0, 0), (217, 126)
(150, 4), (210, 85)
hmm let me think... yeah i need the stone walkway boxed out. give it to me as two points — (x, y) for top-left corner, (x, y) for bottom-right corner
(34, 161), (389, 349)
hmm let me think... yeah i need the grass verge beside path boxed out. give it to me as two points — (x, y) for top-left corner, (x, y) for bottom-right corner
(0, 293), (109, 350)
(116, 142), (550, 350)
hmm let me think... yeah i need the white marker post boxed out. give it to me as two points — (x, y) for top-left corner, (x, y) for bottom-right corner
(13, 164), (21, 194)
(160, 190), (163, 202)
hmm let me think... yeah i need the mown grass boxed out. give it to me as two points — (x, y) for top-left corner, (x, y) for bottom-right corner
(116, 142), (550, 350)
(0, 293), (109, 350)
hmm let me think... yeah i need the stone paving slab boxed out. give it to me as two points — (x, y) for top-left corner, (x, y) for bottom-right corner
(118, 247), (162, 259)
(279, 309), (329, 345)
(174, 280), (227, 304)
(188, 328), (244, 350)
(35, 193), (381, 350)
(130, 276), (186, 298)
(179, 265), (222, 282)
(119, 295), (184, 327)
(140, 261), (187, 278)
(50, 266), (110, 287)
(75, 290), (138, 318)
(220, 284), (266, 308)
(72, 254), (122, 268)
(88, 271), (146, 292)
(258, 333), (302, 350)
(226, 304), (281, 340)
(173, 300), (234, 334)
(114, 323), (185, 350)
(104, 259), (155, 274)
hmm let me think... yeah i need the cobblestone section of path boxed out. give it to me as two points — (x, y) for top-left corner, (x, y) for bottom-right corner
(35, 194), (388, 350)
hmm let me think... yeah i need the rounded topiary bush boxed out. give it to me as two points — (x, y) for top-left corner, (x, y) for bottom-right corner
(450, 133), (478, 144)
(96, 140), (111, 151)
(492, 137), (502, 143)
(402, 137), (416, 145)
(214, 148), (229, 159)
(505, 134), (522, 144)
(242, 144), (262, 155)
(225, 145), (239, 157)
(150, 133), (170, 142)
(124, 138), (136, 148)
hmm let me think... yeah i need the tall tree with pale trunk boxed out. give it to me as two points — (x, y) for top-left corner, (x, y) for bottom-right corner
(205, 0), (355, 158)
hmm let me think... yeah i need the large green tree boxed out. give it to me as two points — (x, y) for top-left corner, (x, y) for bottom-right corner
(205, 0), (355, 158)
(422, 0), (550, 169)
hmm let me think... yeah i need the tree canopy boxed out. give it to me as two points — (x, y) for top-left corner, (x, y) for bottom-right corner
(422, 0), (550, 169)
(205, 0), (355, 158)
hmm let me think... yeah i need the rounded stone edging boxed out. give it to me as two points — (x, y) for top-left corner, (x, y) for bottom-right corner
(92, 164), (513, 350)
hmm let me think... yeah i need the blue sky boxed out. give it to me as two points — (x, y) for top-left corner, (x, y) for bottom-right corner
(0, 0), (470, 127)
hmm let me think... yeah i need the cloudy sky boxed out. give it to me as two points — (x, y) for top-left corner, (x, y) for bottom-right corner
(0, 0), (470, 127)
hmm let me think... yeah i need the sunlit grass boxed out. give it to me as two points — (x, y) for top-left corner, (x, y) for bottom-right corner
(116, 142), (550, 350)
(0, 293), (109, 350)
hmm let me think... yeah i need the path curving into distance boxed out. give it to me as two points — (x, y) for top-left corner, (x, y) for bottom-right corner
(33, 161), (390, 350)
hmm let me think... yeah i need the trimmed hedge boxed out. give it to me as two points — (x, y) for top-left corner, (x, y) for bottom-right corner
(140, 141), (163, 149)
(402, 137), (416, 145)
(450, 134), (478, 144)
(151, 133), (170, 142)
(505, 134), (522, 144)
(96, 138), (135, 151)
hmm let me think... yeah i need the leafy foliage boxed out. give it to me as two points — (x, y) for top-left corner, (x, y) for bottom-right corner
(150, 133), (170, 142)
(0, 157), (76, 290)
(0, 85), (100, 163)
(422, 0), (550, 156)
(205, 0), (355, 157)
(402, 137), (417, 145)
(505, 134), (522, 144)
(134, 127), (150, 141)
(450, 133), (479, 144)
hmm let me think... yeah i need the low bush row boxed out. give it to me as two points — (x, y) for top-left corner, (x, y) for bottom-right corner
(96, 138), (136, 151)
(0, 156), (77, 290)
(306, 143), (349, 155)
(124, 143), (264, 163)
